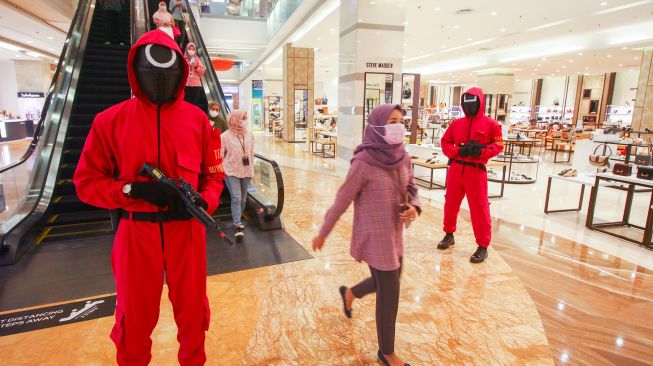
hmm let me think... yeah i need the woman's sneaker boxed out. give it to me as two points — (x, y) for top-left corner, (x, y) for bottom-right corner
(235, 225), (245, 241)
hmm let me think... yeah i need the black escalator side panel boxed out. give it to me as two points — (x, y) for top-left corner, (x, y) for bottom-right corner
(31, 6), (132, 245)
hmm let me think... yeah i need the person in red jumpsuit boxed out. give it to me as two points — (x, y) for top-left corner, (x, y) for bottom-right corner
(437, 87), (503, 263)
(73, 30), (224, 365)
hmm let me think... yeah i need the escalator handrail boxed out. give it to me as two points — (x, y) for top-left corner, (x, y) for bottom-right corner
(252, 153), (284, 219)
(180, 0), (230, 117)
(0, 1), (85, 175)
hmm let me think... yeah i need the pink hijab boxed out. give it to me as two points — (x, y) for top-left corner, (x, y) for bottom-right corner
(227, 110), (247, 135)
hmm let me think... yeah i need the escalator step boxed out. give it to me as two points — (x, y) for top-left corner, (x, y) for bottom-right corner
(78, 76), (129, 86)
(37, 222), (114, 245)
(50, 195), (96, 213)
(80, 70), (127, 79)
(46, 210), (110, 225)
(73, 104), (117, 114)
(69, 113), (97, 125)
(68, 125), (92, 137)
(75, 94), (128, 105)
(58, 163), (77, 178)
(65, 136), (87, 149)
(55, 179), (76, 196)
(84, 54), (128, 63)
(77, 85), (130, 96)
(62, 149), (82, 163)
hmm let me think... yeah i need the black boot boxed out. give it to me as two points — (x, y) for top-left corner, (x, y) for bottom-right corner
(437, 233), (455, 250)
(470, 246), (488, 263)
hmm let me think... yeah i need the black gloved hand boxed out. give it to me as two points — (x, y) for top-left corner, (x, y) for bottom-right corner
(166, 194), (193, 220)
(130, 181), (178, 208)
(467, 145), (483, 157)
(196, 197), (208, 210)
(458, 145), (471, 158)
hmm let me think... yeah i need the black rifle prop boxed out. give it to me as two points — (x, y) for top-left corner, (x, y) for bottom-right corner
(140, 163), (234, 246)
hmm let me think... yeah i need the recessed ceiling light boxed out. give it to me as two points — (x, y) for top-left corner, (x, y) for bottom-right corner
(330, 28), (335, 32)
(542, 58), (547, 61)
(537, 64), (542, 67)
(467, 37), (472, 41)
(634, 57), (640, 60)
(441, 45), (446, 48)
(454, 25), (460, 29)
(370, 1), (376, 4)
(578, 52), (584, 56)
(511, 62), (517, 65)
(48, 48), (54, 51)
(47, 36), (53, 40)
(14, 54), (20, 57)
(607, 54), (612, 58)
(621, 46), (628, 50)
(359, 18), (363, 22)
(27, 40), (33, 44)
(600, 1), (608, 5)
(500, 28), (507, 32)
(317, 38), (321, 41)
(556, 69), (560, 72)
(619, 63), (624, 66)
(585, 66), (590, 69)
(562, 65), (567, 68)
(569, 59), (574, 63)
(435, 7), (440, 11)
(534, 68), (538, 71)
(491, 11), (498, 16)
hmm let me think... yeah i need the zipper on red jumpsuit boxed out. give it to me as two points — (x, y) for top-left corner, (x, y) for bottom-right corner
(157, 103), (165, 253)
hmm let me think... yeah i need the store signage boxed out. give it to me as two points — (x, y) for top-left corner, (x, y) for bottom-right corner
(0, 295), (116, 337)
(360, 58), (401, 73)
(17, 92), (44, 98)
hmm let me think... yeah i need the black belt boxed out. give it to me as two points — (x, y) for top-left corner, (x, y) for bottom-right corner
(448, 158), (486, 171)
(119, 210), (189, 222)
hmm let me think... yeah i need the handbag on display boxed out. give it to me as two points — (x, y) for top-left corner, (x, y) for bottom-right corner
(315, 98), (322, 105)
(612, 163), (633, 176)
(637, 166), (653, 180)
(589, 144), (612, 167)
(634, 139), (653, 166)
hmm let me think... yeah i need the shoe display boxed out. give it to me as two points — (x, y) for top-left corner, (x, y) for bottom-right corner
(437, 233), (455, 250)
(470, 246), (488, 263)
(562, 169), (577, 177)
(558, 168), (572, 176)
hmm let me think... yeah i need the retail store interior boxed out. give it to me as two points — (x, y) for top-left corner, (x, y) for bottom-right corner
(0, 0), (652, 365)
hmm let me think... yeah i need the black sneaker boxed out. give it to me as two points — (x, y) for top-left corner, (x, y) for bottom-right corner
(437, 234), (455, 250)
(235, 226), (244, 241)
(470, 246), (488, 263)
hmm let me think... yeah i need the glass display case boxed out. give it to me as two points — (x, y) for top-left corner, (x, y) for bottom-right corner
(604, 105), (634, 127)
(489, 138), (542, 184)
(293, 89), (308, 141)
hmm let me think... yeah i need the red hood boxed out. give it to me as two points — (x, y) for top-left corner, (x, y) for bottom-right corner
(127, 30), (189, 106)
(461, 87), (485, 118)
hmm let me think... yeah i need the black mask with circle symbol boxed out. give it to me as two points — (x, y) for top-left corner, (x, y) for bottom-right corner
(462, 93), (480, 117)
(134, 44), (182, 105)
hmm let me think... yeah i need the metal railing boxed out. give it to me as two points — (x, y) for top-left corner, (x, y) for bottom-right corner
(0, 0), (96, 261)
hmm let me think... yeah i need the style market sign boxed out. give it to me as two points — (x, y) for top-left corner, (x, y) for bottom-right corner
(0, 295), (116, 337)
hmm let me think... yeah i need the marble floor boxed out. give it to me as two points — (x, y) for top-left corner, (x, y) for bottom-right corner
(0, 135), (651, 365)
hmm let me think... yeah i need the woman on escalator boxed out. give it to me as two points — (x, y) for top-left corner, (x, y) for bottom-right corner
(221, 110), (255, 240)
(183, 42), (208, 111)
(153, 1), (175, 38)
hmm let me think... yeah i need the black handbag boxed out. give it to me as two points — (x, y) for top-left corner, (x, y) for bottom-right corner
(637, 166), (653, 180)
(634, 140), (652, 166)
(613, 163), (633, 176)
(589, 144), (612, 167)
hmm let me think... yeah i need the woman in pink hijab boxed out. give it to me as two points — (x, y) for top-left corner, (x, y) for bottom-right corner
(220, 110), (255, 240)
(152, 1), (174, 38)
(183, 42), (207, 110)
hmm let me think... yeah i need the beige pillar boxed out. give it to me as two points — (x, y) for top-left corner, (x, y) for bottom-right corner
(632, 48), (653, 132)
(282, 44), (314, 142)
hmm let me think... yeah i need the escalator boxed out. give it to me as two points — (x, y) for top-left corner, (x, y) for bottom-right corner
(0, 0), (284, 267)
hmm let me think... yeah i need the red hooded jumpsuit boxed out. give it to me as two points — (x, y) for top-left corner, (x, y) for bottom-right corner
(73, 31), (224, 365)
(441, 87), (503, 248)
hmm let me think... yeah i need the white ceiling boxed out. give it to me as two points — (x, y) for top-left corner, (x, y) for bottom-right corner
(0, 0), (70, 62)
(262, 0), (653, 85)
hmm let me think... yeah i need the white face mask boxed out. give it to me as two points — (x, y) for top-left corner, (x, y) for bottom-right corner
(373, 123), (406, 145)
(209, 110), (219, 117)
(159, 5), (167, 11)
(188, 50), (195, 57)
(159, 26), (174, 39)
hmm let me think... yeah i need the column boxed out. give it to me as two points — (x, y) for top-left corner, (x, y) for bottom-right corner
(337, 0), (406, 160)
(282, 43), (314, 142)
(632, 48), (653, 131)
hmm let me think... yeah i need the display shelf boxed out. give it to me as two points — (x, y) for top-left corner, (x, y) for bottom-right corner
(509, 106), (531, 125)
(489, 138), (542, 184)
(604, 105), (634, 127)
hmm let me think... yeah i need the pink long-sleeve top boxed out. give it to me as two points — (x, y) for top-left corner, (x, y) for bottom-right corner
(220, 130), (255, 178)
(319, 158), (421, 271)
(186, 57), (205, 87)
(153, 10), (173, 28)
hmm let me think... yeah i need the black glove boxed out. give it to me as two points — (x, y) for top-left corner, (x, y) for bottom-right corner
(166, 194), (193, 220)
(458, 145), (471, 158)
(196, 197), (208, 210)
(467, 145), (483, 157)
(130, 181), (178, 208)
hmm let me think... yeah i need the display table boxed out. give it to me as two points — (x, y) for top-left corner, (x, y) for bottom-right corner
(410, 158), (448, 189)
(312, 130), (337, 158)
(544, 174), (596, 214)
(491, 138), (541, 184)
(0, 119), (34, 141)
(586, 173), (653, 249)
